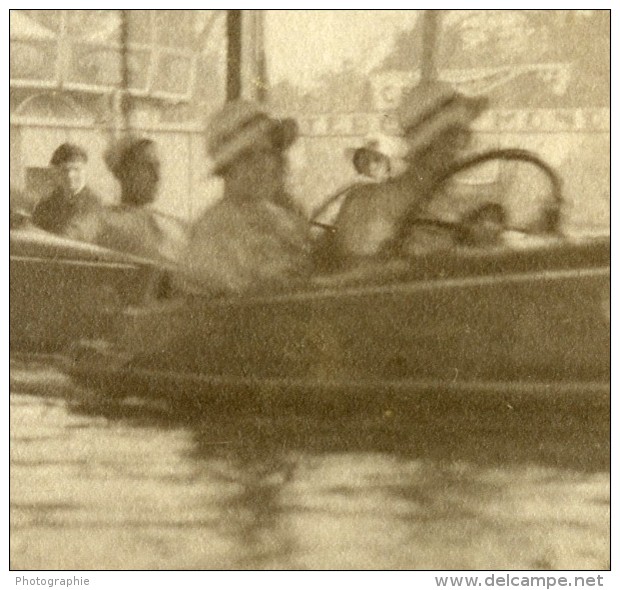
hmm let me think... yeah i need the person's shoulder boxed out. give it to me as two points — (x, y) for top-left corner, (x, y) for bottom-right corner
(194, 197), (251, 230)
(33, 186), (63, 208)
(31, 191), (60, 223)
(337, 180), (393, 218)
(343, 179), (396, 200)
(78, 185), (103, 206)
(101, 204), (153, 228)
(32, 195), (53, 213)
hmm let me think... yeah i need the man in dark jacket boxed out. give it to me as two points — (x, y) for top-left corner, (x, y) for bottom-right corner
(31, 143), (101, 241)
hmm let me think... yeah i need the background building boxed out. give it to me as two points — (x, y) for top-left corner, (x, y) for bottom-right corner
(267, 10), (610, 234)
(10, 9), (227, 221)
(10, 10), (610, 234)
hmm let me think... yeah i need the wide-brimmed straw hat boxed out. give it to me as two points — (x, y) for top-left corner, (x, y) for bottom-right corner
(206, 100), (298, 175)
(397, 81), (489, 153)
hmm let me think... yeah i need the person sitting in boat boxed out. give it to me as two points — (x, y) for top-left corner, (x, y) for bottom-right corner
(94, 137), (166, 261)
(331, 82), (489, 262)
(176, 100), (312, 294)
(311, 134), (408, 234)
(31, 143), (102, 241)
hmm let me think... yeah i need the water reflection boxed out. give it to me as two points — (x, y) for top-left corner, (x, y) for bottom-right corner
(10, 359), (610, 570)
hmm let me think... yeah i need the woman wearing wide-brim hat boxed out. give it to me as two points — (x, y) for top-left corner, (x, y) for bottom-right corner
(330, 81), (489, 261)
(177, 100), (312, 295)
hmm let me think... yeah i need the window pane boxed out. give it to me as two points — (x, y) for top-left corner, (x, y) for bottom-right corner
(66, 10), (120, 44)
(13, 10), (60, 35)
(153, 53), (192, 96)
(154, 10), (196, 49)
(10, 40), (58, 82)
(66, 45), (151, 91)
(127, 10), (153, 45)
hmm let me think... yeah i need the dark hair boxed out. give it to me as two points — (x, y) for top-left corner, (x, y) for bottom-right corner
(270, 118), (298, 151)
(120, 139), (159, 172)
(50, 143), (88, 166)
(352, 148), (390, 176)
(118, 139), (160, 207)
(116, 138), (161, 187)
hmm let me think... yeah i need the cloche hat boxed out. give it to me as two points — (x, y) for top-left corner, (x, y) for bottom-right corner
(397, 81), (488, 152)
(206, 100), (298, 175)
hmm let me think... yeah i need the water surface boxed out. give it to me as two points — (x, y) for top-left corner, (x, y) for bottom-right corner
(10, 359), (610, 570)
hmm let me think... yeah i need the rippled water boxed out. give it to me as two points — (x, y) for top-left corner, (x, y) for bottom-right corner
(10, 359), (610, 570)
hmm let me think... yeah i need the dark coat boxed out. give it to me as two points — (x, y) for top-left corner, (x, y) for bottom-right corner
(330, 170), (437, 260)
(31, 186), (102, 242)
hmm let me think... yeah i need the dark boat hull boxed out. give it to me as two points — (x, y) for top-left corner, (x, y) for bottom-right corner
(71, 237), (610, 402)
(10, 229), (165, 354)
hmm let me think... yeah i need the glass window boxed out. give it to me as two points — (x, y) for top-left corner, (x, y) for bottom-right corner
(10, 11), (59, 84)
(154, 10), (197, 50)
(66, 10), (121, 44)
(14, 10), (61, 34)
(126, 10), (154, 46)
(10, 40), (58, 83)
(153, 53), (193, 97)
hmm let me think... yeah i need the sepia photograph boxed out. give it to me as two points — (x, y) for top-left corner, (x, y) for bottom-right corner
(8, 6), (610, 576)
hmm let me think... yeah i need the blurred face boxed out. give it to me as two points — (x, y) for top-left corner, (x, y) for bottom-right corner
(55, 160), (87, 196)
(120, 145), (160, 206)
(427, 126), (472, 164)
(123, 162), (159, 204)
(354, 151), (390, 181)
(226, 148), (287, 203)
(367, 153), (391, 182)
(410, 125), (473, 176)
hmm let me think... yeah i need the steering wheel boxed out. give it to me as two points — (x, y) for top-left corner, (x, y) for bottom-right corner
(389, 148), (564, 253)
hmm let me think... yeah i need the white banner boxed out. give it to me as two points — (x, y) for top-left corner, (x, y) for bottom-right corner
(297, 108), (610, 137)
(371, 64), (573, 110)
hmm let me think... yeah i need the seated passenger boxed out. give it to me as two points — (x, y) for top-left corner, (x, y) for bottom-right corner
(96, 137), (165, 261)
(176, 100), (312, 295)
(31, 143), (102, 241)
(332, 82), (488, 262)
(311, 134), (408, 232)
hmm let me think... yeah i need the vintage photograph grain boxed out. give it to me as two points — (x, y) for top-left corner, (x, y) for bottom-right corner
(9, 9), (610, 572)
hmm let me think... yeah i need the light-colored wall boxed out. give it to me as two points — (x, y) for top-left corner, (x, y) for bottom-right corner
(287, 114), (610, 237)
(10, 120), (223, 224)
(10, 112), (610, 237)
